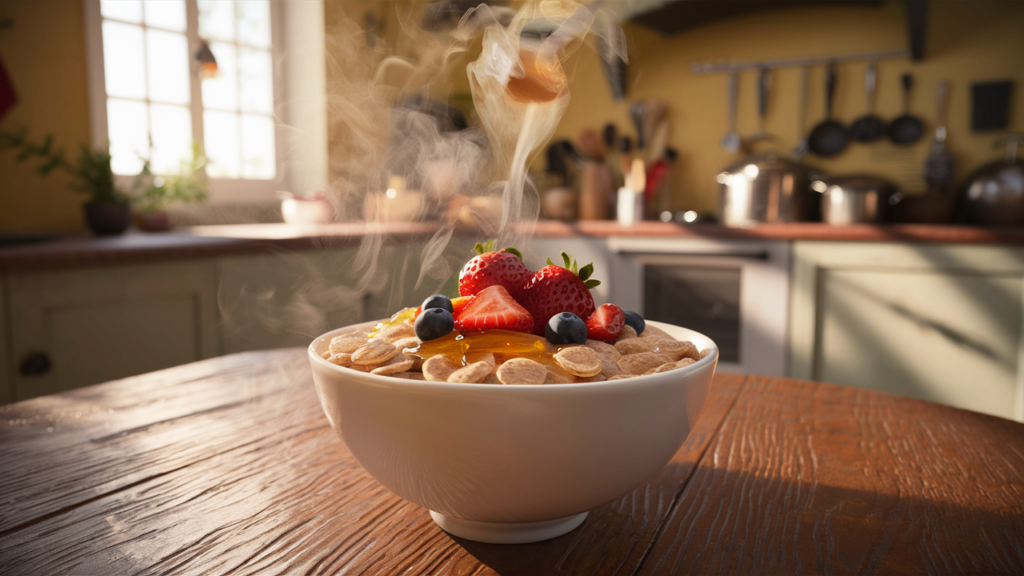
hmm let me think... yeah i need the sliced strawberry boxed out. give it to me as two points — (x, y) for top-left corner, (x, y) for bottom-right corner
(454, 285), (534, 333)
(458, 240), (532, 299)
(586, 303), (625, 341)
(518, 252), (600, 336)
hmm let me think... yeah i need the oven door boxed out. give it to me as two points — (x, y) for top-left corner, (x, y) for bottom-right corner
(606, 238), (790, 376)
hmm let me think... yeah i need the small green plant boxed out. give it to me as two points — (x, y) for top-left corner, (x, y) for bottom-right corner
(0, 126), (124, 203)
(132, 142), (209, 213)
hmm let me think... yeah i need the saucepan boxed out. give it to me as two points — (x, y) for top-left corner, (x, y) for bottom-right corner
(811, 175), (899, 225)
(717, 152), (818, 227)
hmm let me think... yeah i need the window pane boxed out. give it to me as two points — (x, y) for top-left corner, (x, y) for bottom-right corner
(103, 21), (146, 99)
(146, 30), (190, 105)
(149, 104), (192, 174)
(236, 1), (271, 48)
(238, 48), (272, 113)
(101, 0), (142, 23)
(108, 99), (149, 175)
(202, 42), (237, 111)
(198, 0), (235, 42)
(240, 114), (275, 179)
(204, 111), (240, 178)
(143, 0), (185, 31)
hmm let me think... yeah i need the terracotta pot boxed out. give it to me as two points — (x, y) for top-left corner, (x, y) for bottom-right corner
(83, 202), (131, 236)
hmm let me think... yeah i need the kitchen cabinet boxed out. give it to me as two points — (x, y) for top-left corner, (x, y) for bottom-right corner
(790, 242), (1024, 421)
(218, 249), (367, 353)
(7, 261), (220, 402)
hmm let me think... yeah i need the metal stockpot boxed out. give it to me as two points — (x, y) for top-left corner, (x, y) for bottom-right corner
(717, 153), (817, 227)
(959, 135), (1024, 226)
(811, 175), (898, 225)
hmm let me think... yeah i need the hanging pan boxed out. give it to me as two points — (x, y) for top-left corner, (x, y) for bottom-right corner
(888, 73), (925, 145)
(808, 62), (847, 157)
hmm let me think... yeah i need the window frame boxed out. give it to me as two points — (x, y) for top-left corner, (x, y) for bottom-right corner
(83, 0), (287, 204)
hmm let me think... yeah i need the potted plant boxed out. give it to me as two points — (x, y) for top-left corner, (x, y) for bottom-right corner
(0, 127), (131, 236)
(131, 142), (209, 231)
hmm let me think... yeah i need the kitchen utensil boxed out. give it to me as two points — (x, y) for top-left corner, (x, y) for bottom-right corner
(748, 67), (772, 144)
(959, 133), (1024, 225)
(546, 140), (581, 186)
(808, 63), (847, 157)
(720, 70), (741, 153)
(647, 119), (671, 164)
(630, 101), (647, 150)
(812, 174), (898, 224)
(602, 123), (617, 150)
(717, 152), (818, 227)
(595, 19), (627, 102)
(971, 80), (1013, 131)
(309, 320), (718, 544)
(924, 79), (955, 192)
(888, 74), (925, 145)
(642, 100), (668, 153)
(791, 66), (810, 160)
(618, 136), (633, 184)
(849, 61), (886, 142)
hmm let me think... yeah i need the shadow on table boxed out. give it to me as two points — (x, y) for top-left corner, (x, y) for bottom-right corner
(447, 463), (1024, 576)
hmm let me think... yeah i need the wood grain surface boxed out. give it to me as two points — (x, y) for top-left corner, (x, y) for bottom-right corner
(1, 352), (1022, 575)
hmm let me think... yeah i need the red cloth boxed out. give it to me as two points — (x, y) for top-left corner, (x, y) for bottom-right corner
(0, 55), (17, 122)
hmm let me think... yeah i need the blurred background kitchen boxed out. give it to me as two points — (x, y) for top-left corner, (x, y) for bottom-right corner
(1, 1), (1023, 422)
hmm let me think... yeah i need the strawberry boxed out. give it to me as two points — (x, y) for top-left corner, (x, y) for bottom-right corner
(458, 240), (532, 299)
(518, 252), (600, 336)
(454, 285), (534, 333)
(586, 303), (625, 341)
(414, 295), (475, 321)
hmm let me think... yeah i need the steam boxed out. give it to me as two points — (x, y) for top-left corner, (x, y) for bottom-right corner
(320, 1), (617, 308)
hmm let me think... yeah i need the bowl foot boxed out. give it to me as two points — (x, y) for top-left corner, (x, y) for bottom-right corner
(429, 510), (589, 544)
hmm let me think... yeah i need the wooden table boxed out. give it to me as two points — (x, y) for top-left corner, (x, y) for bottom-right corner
(1, 350), (1022, 575)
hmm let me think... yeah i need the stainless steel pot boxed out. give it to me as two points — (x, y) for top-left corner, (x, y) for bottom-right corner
(811, 175), (898, 225)
(959, 135), (1024, 226)
(717, 152), (817, 227)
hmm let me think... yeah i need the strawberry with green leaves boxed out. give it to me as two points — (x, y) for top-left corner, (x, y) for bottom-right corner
(458, 239), (532, 300)
(518, 252), (600, 336)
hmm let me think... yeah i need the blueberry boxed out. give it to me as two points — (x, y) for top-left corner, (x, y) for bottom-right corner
(623, 310), (645, 335)
(545, 312), (588, 345)
(421, 294), (453, 314)
(415, 307), (454, 341)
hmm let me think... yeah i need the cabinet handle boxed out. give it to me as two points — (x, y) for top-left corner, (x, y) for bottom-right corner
(19, 352), (52, 377)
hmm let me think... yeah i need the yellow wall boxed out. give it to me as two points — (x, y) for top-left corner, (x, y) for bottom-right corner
(0, 0), (92, 232)
(552, 1), (1024, 215)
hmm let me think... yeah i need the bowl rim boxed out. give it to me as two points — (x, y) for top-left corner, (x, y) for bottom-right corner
(309, 319), (718, 392)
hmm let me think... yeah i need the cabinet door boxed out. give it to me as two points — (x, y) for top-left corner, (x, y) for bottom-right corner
(791, 242), (1024, 421)
(218, 249), (367, 353)
(9, 261), (219, 401)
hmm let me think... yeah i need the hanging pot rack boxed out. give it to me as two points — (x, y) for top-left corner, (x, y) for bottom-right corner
(690, 48), (909, 74)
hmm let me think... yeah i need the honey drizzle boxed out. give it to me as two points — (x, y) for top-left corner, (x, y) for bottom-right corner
(410, 329), (577, 381)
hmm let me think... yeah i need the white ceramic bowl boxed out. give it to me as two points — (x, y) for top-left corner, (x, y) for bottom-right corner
(308, 321), (718, 544)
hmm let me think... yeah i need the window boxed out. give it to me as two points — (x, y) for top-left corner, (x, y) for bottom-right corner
(84, 0), (283, 201)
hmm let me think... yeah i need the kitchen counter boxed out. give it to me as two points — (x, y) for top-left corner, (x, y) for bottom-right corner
(3, 221), (1024, 273)
(1, 351), (1021, 574)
